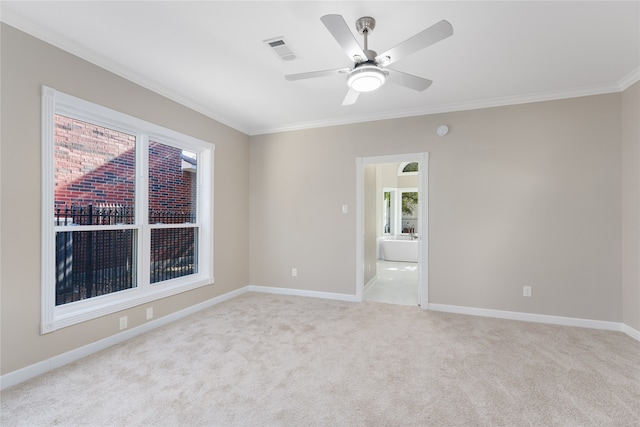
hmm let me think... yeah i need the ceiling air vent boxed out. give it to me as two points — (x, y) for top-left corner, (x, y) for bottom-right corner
(264, 37), (297, 61)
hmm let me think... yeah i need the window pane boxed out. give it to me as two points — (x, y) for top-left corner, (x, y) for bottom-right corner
(383, 191), (392, 234)
(401, 192), (418, 233)
(54, 114), (136, 223)
(148, 141), (198, 284)
(402, 162), (419, 173)
(148, 141), (197, 222)
(150, 227), (198, 284)
(55, 229), (137, 305)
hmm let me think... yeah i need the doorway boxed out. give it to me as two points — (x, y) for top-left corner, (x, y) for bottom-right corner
(355, 152), (428, 307)
(365, 260), (419, 306)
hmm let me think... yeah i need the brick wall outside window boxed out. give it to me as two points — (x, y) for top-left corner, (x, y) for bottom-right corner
(149, 141), (196, 214)
(54, 115), (196, 216)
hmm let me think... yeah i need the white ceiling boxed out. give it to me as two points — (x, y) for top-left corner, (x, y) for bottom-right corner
(2, 1), (639, 135)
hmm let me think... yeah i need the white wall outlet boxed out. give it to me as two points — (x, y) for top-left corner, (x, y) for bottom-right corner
(523, 286), (532, 297)
(146, 307), (153, 320)
(342, 204), (349, 214)
(119, 316), (128, 330)
(292, 268), (297, 277)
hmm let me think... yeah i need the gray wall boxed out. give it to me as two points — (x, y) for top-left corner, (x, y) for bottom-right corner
(250, 93), (626, 323)
(2, 22), (638, 378)
(0, 24), (250, 375)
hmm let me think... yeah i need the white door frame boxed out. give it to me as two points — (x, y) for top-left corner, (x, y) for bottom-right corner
(355, 152), (429, 308)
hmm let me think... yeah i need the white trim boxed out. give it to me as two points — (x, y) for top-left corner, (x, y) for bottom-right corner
(381, 187), (397, 235)
(419, 152), (429, 307)
(428, 303), (640, 341)
(4, 287), (638, 390)
(248, 285), (360, 302)
(250, 72), (640, 135)
(48, 278), (213, 332)
(1, 286), (249, 391)
(619, 67), (640, 91)
(363, 275), (377, 295)
(5, 9), (637, 137)
(621, 323), (640, 342)
(356, 153), (429, 307)
(41, 86), (56, 322)
(355, 157), (365, 302)
(0, 9), (249, 135)
(41, 86), (215, 333)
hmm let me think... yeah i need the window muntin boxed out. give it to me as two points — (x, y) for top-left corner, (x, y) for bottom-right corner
(42, 86), (214, 333)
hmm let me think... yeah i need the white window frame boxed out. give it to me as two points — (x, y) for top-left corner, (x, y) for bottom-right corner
(382, 187), (398, 235)
(41, 86), (214, 334)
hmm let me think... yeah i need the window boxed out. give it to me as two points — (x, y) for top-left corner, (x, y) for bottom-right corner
(382, 187), (419, 235)
(41, 86), (214, 333)
(382, 188), (397, 234)
(398, 161), (419, 176)
(400, 190), (419, 234)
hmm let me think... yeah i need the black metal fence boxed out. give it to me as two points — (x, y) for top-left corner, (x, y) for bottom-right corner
(55, 204), (135, 226)
(150, 228), (197, 284)
(55, 229), (135, 305)
(54, 204), (197, 305)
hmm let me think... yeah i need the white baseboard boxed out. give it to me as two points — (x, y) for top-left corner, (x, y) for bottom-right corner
(0, 286), (250, 391)
(621, 323), (640, 341)
(3, 287), (637, 390)
(1, 285), (356, 390)
(248, 285), (360, 302)
(428, 303), (640, 341)
(363, 276), (377, 294)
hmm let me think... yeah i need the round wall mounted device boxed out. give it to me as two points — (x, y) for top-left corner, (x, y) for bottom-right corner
(437, 125), (449, 136)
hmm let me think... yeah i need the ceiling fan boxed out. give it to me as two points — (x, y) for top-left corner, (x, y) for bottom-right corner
(285, 14), (453, 106)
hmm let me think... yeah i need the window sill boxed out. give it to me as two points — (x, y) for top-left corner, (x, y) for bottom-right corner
(42, 275), (214, 334)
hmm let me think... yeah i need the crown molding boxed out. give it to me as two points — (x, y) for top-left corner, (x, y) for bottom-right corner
(0, 10), (251, 135)
(250, 76), (637, 135)
(619, 67), (640, 91)
(3, 8), (637, 137)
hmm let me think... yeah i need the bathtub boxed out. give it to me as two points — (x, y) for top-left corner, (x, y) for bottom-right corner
(380, 237), (419, 263)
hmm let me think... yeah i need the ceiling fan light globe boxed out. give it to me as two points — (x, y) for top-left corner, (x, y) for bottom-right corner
(347, 68), (386, 92)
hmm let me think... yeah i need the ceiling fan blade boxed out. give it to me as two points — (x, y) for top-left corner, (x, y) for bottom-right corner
(386, 69), (433, 91)
(341, 88), (360, 106)
(285, 68), (350, 81)
(375, 20), (453, 66)
(321, 14), (367, 62)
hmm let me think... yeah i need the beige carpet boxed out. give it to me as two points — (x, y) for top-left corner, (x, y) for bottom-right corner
(1, 292), (639, 426)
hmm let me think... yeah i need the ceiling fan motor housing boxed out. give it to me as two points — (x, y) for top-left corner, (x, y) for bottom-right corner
(356, 16), (376, 34)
